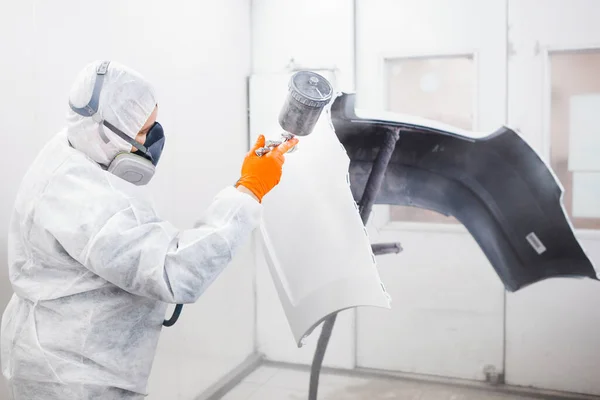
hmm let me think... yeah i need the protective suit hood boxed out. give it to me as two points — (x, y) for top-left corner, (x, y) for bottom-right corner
(66, 60), (157, 167)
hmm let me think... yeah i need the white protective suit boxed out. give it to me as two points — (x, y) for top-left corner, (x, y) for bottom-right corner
(0, 61), (262, 399)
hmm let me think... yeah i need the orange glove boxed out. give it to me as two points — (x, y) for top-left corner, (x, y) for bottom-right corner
(235, 134), (299, 202)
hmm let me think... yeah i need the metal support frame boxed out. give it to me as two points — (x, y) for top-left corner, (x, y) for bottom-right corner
(308, 127), (401, 400)
(371, 242), (403, 256)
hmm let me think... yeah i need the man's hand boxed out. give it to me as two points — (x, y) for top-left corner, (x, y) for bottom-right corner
(235, 134), (298, 203)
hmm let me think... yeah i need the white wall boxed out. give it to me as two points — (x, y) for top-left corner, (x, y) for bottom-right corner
(0, 1), (254, 399)
(250, 0), (358, 368)
(0, 4), (38, 399)
(505, 0), (600, 395)
(251, 0), (356, 92)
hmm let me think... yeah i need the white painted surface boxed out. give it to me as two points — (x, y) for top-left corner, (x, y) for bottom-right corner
(506, 0), (600, 395)
(249, 0), (357, 368)
(249, 72), (361, 368)
(0, 1), (254, 399)
(255, 240), (357, 368)
(354, 0), (508, 381)
(249, 73), (390, 352)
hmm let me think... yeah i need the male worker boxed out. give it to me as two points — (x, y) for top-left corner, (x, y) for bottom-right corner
(0, 60), (297, 399)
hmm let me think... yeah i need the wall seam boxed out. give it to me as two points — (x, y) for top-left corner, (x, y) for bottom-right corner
(502, 0), (510, 381)
(352, 0), (359, 370)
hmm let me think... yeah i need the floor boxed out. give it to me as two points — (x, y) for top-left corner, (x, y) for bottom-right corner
(221, 365), (550, 400)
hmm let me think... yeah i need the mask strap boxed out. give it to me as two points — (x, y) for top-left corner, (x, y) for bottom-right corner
(69, 61), (110, 117)
(102, 120), (148, 154)
(68, 60), (150, 156)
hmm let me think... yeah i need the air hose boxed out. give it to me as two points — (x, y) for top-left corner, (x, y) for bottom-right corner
(163, 303), (183, 327)
(308, 127), (400, 400)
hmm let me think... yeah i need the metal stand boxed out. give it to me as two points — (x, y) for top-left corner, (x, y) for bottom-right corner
(308, 127), (401, 400)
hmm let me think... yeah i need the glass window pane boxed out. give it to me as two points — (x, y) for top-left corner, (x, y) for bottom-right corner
(550, 50), (600, 230)
(386, 56), (475, 224)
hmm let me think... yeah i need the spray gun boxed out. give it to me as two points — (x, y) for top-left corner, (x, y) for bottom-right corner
(255, 71), (334, 156)
(162, 71), (333, 329)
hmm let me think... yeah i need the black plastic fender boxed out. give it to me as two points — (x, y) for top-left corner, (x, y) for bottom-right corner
(330, 93), (597, 292)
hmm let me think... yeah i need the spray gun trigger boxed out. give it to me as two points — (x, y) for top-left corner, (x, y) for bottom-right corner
(266, 139), (283, 147)
(255, 132), (298, 157)
(281, 132), (295, 141)
(281, 132), (298, 154)
(255, 147), (271, 157)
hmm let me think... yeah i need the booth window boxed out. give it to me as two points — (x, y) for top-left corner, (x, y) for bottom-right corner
(386, 55), (474, 224)
(549, 50), (600, 230)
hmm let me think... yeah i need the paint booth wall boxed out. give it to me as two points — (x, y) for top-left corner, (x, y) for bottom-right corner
(0, 1), (253, 399)
(251, 0), (600, 396)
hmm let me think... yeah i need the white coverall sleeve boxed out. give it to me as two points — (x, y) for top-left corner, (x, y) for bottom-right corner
(87, 187), (262, 304)
(37, 169), (263, 304)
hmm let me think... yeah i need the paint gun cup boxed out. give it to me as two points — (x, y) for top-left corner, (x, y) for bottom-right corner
(255, 72), (332, 157)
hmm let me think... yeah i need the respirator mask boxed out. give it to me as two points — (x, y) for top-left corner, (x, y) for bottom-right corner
(69, 61), (165, 186)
